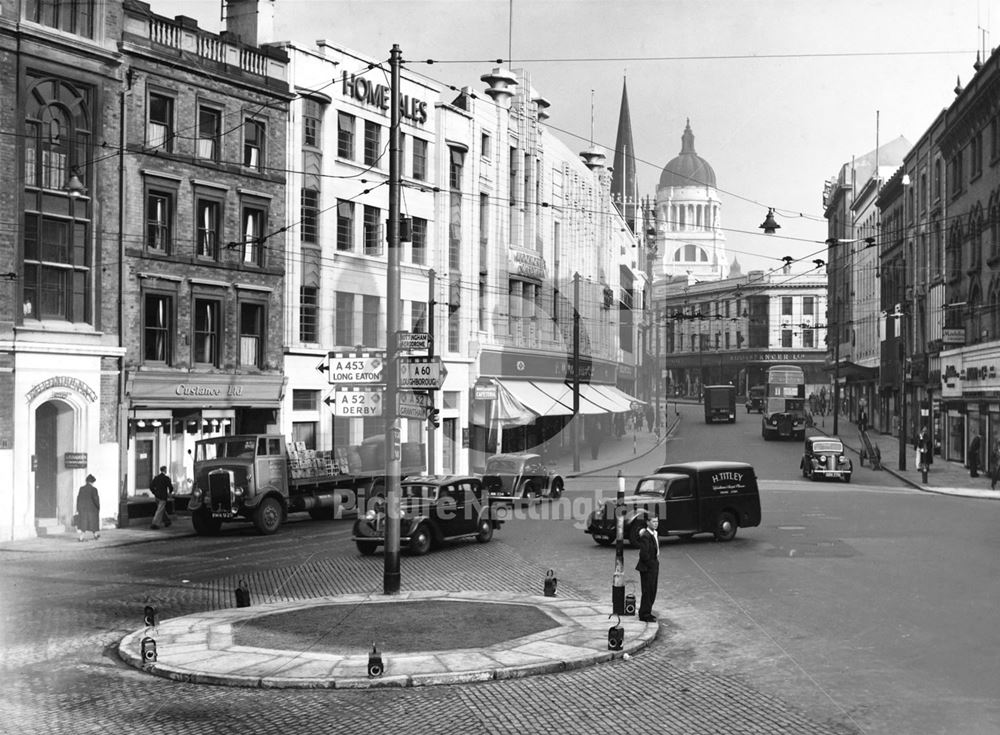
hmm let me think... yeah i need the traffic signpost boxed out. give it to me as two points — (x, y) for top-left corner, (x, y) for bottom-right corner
(320, 352), (385, 384)
(397, 390), (432, 419)
(395, 331), (432, 352)
(327, 387), (383, 417)
(398, 356), (448, 390)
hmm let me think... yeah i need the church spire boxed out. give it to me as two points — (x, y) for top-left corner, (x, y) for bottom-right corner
(610, 77), (638, 232)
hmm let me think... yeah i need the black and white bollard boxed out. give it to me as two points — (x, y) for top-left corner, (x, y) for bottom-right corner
(543, 569), (557, 597)
(368, 643), (384, 678)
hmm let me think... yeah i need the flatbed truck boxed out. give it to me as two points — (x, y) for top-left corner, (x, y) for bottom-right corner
(184, 433), (424, 535)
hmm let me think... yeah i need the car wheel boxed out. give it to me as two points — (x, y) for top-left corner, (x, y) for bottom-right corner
(408, 524), (432, 555)
(519, 481), (538, 499)
(191, 509), (222, 536)
(628, 519), (645, 548)
(593, 534), (614, 547)
(253, 497), (283, 535)
(475, 517), (493, 543)
(714, 511), (738, 542)
(356, 541), (378, 556)
(548, 478), (564, 500)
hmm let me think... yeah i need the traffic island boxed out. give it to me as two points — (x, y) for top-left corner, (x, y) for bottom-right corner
(118, 590), (658, 689)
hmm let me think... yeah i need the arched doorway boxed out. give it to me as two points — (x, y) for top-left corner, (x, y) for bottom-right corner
(34, 400), (74, 521)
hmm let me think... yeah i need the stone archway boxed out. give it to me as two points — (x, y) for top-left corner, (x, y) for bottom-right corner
(34, 399), (75, 521)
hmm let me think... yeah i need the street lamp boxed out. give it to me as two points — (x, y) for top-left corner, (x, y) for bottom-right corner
(759, 208), (780, 234)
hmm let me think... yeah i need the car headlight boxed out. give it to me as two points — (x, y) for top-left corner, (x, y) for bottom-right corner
(365, 509), (378, 522)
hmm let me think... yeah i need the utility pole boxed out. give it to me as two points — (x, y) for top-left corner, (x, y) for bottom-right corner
(427, 268), (436, 475)
(383, 44), (403, 595)
(572, 272), (581, 472)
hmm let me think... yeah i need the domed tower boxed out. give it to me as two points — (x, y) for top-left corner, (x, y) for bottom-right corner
(654, 120), (728, 282)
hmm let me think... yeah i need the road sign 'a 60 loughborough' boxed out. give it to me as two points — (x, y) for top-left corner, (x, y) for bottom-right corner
(398, 356), (448, 389)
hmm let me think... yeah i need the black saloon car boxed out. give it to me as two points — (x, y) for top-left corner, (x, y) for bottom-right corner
(352, 475), (506, 555)
(482, 453), (564, 500)
(800, 436), (852, 482)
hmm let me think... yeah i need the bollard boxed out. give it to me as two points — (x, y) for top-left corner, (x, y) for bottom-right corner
(140, 636), (157, 663)
(143, 605), (156, 628)
(607, 614), (624, 651)
(543, 569), (557, 597)
(921, 466), (928, 484)
(367, 643), (384, 677)
(235, 580), (251, 608)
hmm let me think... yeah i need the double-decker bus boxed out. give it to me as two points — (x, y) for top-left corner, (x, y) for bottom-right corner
(761, 364), (806, 441)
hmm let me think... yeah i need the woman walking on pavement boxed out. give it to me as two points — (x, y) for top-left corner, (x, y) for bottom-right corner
(76, 474), (100, 541)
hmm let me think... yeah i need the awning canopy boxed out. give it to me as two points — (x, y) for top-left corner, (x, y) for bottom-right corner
(608, 385), (647, 406)
(590, 385), (636, 412)
(491, 380), (536, 426)
(531, 381), (605, 415)
(497, 379), (575, 417)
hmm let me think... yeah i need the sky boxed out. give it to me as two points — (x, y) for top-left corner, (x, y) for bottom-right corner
(154, 0), (998, 274)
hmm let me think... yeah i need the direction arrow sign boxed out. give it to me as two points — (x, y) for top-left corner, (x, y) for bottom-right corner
(396, 331), (432, 351)
(326, 352), (385, 384)
(327, 387), (383, 417)
(397, 390), (432, 419)
(398, 356), (448, 390)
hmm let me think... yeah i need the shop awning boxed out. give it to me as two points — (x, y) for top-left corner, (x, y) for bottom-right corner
(575, 384), (622, 413)
(590, 385), (637, 412)
(609, 385), (647, 406)
(496, 379), (575, 417)
(491, 380), (536, 427)
(530, 381), (605, 415)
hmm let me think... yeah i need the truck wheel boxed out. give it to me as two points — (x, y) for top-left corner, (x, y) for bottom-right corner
(192, 509), (222, 536)
(548, 479), (563, 500)
(253, 497), (282, 535)
(356, 541), (378, 556)
(409, 524), (432, 555)
(714, 512), (738, 542)
(475, 517), (493, 543)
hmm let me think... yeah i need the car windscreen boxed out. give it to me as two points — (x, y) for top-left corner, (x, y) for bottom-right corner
(401, 484), (436, 500)
(634, 478), (668, 497)
(485, 458), (523, 473)
(195, 439), (255, 461)
(812, 441), (844, 453)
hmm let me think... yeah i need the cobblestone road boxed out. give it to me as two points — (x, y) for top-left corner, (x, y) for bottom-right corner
(0, 539), (859, 735)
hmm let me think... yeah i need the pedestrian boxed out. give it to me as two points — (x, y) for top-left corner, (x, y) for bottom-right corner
(917, 428), (932, 477)
(991, 438), (1000, 491)
(150, 465), (174, 530)
(75, 474), (100, 542)
(968, 431), (982, 478)
(858, 407), (869, 433)
(635, 515), (660, 623)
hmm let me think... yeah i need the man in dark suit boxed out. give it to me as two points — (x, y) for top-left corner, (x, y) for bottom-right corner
(150, 466), (174, 530)
(635, 516), (660, 622)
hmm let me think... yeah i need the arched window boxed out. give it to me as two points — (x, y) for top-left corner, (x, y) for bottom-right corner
(23, 76), (92, 324)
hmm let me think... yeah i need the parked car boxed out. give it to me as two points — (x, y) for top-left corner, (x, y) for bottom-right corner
(584, 461), (761, 545)
(482, 452), (564, 500)
(351, 475), (507, 556)
(800, 436), (852, 482)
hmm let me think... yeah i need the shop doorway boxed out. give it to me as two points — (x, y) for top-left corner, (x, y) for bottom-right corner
(34, 400), (73, 519)
(134, 438), (154, 492)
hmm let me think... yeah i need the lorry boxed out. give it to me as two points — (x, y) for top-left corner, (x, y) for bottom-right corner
(184, 433), (424, 535)
(703, 384), (737, 423)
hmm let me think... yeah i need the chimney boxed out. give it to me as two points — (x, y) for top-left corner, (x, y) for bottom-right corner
(480, 67), (518, 106)
(225, 0), (275, 47)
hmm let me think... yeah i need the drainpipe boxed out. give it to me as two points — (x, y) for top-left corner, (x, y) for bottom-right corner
(116, 73), (132, 527)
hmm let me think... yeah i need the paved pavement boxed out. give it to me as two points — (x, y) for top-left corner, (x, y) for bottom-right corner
(807, 413), (1000, 500)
